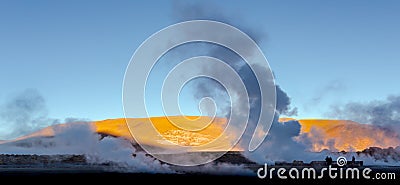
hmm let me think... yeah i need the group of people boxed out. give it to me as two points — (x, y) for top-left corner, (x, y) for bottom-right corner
(325, 156), (356, 165)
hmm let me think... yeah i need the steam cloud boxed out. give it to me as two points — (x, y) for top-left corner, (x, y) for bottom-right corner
(0, 122), (256, 174)
(0, 89), (90, 140)
(0, 122), (173, 173)
(171, 1), (400, 165)
(328, 95), (400, 127)
(328, 95), (400, 141)
(0, 89), (59, 140)
(325, 95), (400, 149)
(171, 1), (304, 163)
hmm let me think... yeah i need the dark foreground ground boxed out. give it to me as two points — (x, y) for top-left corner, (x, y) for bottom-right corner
(0, 166), (399, 185)
(0, 153), (399, 184)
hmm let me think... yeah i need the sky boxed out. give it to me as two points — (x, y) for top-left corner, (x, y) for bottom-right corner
(1, 0), (400, 125)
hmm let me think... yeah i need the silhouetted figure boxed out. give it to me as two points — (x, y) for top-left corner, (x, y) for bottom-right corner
(325, 156), (333, 165)
(352, 156), (355, 163)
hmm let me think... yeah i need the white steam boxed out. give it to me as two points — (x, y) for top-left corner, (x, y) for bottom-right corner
(0, 123), (172, 173)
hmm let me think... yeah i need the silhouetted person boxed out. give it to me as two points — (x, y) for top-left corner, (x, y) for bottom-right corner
(352, 156), (355, 163)
(325, 156), (333, 165)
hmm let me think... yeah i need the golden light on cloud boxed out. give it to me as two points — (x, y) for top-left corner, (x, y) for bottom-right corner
(93, 116), (236, 150)
(6, 116), (399, 153)
(280, 118), (400, 152)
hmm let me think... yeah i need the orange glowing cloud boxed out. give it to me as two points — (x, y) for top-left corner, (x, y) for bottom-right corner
(5, 116), (398, 153)
(8, 116), (236, 152)
(280, 118), (400, 152)
(95, 116), (229, 148)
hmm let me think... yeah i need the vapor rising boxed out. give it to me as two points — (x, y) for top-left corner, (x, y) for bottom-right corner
(171, 1), (307, 164)
(324, 95), (400, 162)
(0, 122), (173, 173)
(328, 95), (400, 147)
(328, 95), (400, 127)
(0, 90), (171, 173)
(0, 89), (59, 140)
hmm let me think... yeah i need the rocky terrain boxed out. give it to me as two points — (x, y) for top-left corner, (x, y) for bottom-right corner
(0, 154), (86, 165)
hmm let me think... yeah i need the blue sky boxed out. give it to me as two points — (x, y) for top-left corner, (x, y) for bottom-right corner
(1, 0), (399, 122)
